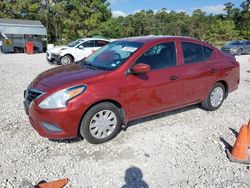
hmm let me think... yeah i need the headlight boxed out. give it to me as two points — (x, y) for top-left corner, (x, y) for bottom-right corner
(38, 85), (86, 109)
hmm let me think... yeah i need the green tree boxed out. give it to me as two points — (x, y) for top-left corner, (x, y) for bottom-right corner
(0, 0), (249, 44)
(224, 2), (235, 19)
(189, 9), (208, 40)
(205, 20), (238, 45)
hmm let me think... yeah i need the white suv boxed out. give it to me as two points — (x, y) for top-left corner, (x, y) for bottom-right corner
(46, 38), (110, 65)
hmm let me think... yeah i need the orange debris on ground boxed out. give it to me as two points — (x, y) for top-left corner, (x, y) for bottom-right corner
(35, 178), (69, 188)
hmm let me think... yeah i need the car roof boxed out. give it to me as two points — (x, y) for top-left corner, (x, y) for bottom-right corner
(78, 38), (110, 42)
(116, 35), (216, 49)
(117, 35), (196, 43)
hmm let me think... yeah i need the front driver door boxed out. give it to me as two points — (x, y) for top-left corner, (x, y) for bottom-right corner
(125, 42), (184, 119)
(74, 40), (96, 61)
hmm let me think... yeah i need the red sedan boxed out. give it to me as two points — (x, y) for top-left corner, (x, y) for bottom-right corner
(24, 36), (240, 144)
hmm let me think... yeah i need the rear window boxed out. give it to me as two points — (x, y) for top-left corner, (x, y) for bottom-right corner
(182, 42), (213, 64)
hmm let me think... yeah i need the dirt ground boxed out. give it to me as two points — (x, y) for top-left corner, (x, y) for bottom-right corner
(0, 53), (249, 187)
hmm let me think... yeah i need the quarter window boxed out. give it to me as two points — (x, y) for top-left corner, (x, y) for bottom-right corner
(135, 42), (177, 70)
(182, 42), (213, 64)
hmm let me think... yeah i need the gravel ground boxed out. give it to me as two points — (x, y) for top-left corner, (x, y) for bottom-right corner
(0, 53), (250, 188)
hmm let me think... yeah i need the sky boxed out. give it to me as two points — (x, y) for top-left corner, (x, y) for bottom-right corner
(108, 0), (243, 17)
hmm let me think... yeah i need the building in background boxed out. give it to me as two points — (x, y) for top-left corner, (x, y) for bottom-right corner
(0, 18), (47, 53)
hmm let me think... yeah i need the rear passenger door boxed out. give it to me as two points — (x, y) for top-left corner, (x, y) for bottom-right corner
(181, 41), (217, 104)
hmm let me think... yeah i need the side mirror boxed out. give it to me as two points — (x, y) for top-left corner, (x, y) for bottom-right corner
(78, 45), (84, 49)
(131, 63), (150, 74)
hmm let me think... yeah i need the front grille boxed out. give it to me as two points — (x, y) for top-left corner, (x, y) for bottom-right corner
(24, 88), (44, 105)
(50, 53), (59, 58)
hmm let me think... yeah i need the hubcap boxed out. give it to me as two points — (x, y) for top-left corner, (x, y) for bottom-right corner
(89, 110), (117, 139)
(210, 87), (224, 107)
(61, 56), (71, 65)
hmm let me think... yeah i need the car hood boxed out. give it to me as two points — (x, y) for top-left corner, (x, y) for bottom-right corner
(30, 64), (106, 91)
(47, 45), (70, 54)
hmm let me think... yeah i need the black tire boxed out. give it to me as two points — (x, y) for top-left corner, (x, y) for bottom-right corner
(237, 49), (243, 56)
(60, 55), (73, 65)
(201, 83), (225, 111)
(79, 102), (122, 144)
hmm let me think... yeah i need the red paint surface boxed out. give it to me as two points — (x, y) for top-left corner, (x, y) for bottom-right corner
(25, 36), (240, 138)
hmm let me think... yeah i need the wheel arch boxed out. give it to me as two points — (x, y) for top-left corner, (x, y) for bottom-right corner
(77, 99), (125, 136)
(215, 80), (229, 98)
(61, 53), (75, 62)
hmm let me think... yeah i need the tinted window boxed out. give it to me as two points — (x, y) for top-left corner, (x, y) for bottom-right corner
(83, 40), (95, 47)
(95, 40), (109, 47)
(135, 42), (176, 70)
(245, 41), (250, 45)
(203, 46), (213, 59)
(182, 42), (213, 64)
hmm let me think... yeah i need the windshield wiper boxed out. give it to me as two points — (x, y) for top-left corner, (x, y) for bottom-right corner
(78, 59), (97, 70)
(79, 59), (112, 71)
(85, 63), (99, 70)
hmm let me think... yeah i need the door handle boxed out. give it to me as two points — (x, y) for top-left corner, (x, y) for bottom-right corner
(169, 75), (179, 80)
(211, 68), (218, 73)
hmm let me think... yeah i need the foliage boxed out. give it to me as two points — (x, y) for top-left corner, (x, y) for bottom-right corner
(0, 0), (249, 45)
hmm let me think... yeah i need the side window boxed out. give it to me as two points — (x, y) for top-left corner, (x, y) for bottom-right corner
(203, 46), (213, 59)
(135, 42), (176, 70)
(82, 40), (95, 48)
(95, 40), (109, 47)
(246, 41), (250, 45)
(182, 42), (213, 64)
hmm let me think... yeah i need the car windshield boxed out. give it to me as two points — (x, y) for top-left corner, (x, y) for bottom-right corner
(81, 41), (144, 70)
(228, 41), (243, 45)
(67, 39), (83, 47)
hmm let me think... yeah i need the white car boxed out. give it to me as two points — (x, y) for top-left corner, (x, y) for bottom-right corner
(46, 38), (110, 65)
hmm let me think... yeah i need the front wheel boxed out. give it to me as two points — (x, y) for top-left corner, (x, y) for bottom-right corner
(79, 102), (122, 144)
(60, 55), (73, 65)
(201, 83), (225, 111)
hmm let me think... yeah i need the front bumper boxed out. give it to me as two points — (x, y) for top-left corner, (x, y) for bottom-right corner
(23, 99), (86, 139)
(46, 52), (61, 65)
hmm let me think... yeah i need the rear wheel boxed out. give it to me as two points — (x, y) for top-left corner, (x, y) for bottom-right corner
(201, 83), (225, 111)
(60, 55), (73, 65)
(79, 102), (122, 144)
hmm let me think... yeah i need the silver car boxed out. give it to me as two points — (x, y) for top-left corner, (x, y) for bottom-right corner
(221, 40), (250, 55)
